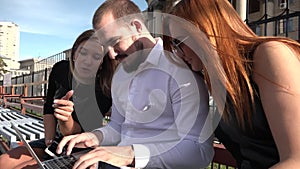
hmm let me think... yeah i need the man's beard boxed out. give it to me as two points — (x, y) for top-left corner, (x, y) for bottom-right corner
(122, 40), (147, 73)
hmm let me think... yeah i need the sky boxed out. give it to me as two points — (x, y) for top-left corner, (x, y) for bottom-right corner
(0, 0), (148, 61)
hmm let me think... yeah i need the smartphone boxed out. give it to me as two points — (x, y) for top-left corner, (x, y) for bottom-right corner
(54, 81), (68, 99)
(45, 137), (66, 157)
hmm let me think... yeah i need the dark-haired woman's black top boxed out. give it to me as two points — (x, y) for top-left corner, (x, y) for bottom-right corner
(215, 79), (279, 169)
(43, 60), (111, 132)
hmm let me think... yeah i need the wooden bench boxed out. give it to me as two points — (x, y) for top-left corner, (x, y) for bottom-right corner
(211, 143), (237, 168)
(0, 94), (22, 109)
(0, 137), (10, 153)
(20, 96), (45, 115)
(0, 107), (45, 150)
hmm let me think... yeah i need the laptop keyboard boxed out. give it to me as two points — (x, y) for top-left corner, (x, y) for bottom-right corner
(44, 155), (77, 169)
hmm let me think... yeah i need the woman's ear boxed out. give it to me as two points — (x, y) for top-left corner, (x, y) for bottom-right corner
(73, 53), (78, 61)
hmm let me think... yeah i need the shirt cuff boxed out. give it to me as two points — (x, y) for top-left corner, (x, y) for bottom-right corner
(132, 144), (150, 168)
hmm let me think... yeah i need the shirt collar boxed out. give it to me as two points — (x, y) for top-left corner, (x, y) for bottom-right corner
(144, 38), (163, 66)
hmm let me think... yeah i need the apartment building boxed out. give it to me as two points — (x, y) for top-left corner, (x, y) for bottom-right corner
(247, 0), (299, 41)
(146, 0), (300, 41)
(0, 21), (20, 71)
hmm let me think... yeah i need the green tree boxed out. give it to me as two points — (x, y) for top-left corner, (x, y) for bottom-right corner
(0, 57), (8, 76)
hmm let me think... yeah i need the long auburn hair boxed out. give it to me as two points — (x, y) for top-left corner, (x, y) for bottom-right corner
(167, 0), (300, 128)
(70, 29), (118, 97)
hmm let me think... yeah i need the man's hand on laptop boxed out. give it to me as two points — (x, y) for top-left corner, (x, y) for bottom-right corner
(56, 132), (101, 155)
(73, 146), (134, 169)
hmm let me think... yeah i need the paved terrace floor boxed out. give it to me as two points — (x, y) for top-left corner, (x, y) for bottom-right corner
(0, 106), (44, 150)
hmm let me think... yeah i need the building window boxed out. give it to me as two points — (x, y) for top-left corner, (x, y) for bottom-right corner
(249, 0), (260, 13)
(229, 0), (260, 13)
(229, 0), (236, 10)
(255, 26), (262, 36)
(278, 18), (294, 34)
(278, 0), (293, 9)
(249, 25), (261, 36)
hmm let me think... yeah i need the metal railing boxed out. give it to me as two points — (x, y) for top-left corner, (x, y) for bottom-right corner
(248, 10), (300, 41)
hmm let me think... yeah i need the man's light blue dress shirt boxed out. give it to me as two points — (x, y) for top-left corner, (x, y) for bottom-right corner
(95, 38), (214, 169)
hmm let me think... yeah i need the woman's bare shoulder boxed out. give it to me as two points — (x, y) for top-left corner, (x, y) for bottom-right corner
(253, 40), (298, 70)
(253, 40), (300, 91)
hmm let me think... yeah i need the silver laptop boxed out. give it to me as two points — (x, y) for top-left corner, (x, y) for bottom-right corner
(11, 123), (89, 169)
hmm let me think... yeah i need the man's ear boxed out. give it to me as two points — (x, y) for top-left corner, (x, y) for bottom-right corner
(131, 19), (143, 34)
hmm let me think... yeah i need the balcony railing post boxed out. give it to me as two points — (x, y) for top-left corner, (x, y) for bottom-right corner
(31, 72), (34, 97)
(264, 0), (268, 36)
(24, 84), (28, 97)
(22, 73), (25, 95)
(11, 85), (15, 95)
(286, 0), (289, 37)
(20, 96), (26, 115)
(298, 15), (300, 41)
(44, 68), (48, 96)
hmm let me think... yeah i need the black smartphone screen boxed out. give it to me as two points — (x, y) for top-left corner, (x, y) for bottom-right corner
(54, 81), (68, 99)
(47, 141), (61, 156)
